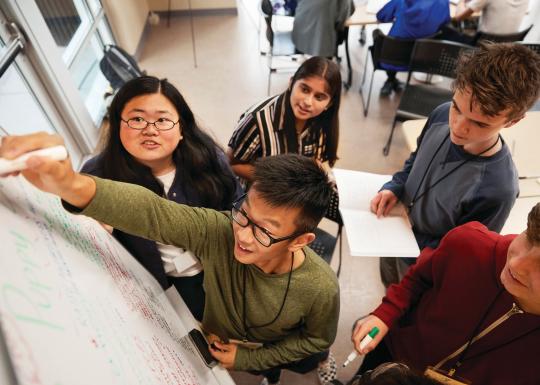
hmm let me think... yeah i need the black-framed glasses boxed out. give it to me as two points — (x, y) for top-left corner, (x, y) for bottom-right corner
(231, 194), (304, 247)
(121, 117), (179, 131)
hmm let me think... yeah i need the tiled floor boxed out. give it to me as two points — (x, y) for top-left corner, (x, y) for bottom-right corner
(138, 3), (414, 384)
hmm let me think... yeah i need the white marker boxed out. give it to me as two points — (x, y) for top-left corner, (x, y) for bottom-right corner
(0, 145), (68, 174)
(342, 327), (380, 368)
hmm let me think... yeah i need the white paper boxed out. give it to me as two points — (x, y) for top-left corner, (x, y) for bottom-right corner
(334, 169), (420, 258)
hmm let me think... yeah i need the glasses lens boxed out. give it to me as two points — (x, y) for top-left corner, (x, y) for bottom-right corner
(127, 118), (147, 129)
(128, 118), (148, 130)
(232, 206), (249, 226)
(253, 227), (272, 247)
(155, 119), (175, 130)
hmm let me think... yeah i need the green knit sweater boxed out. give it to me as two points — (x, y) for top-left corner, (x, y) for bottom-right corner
(77, 177), (340, 371)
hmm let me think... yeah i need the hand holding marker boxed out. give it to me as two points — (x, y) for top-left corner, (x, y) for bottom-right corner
(0, 145), (68, 174)
(342, 327), (380, 368)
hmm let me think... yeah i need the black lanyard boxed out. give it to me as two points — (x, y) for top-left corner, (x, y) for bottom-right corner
(241, 252), (294, 342)
(408, 133), (501, 210)
(450, 288), (505, 373)
(446, 289), (539, 376)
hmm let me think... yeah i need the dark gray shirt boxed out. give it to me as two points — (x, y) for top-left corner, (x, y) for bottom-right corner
(383, 102), (519, 249)
(292, 0), (352, 57)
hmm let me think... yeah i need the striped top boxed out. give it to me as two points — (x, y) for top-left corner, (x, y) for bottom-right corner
(228, 92), (327, 164)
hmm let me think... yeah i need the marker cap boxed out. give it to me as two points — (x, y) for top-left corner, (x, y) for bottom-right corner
(368, 327), (380, 338)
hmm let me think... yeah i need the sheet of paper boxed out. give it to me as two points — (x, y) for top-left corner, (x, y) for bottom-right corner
(339, 209), (419, 257)
(334, 169), (391, 210)
(334, 168), (420, 258)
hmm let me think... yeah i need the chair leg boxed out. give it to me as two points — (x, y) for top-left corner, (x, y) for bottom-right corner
(359, 49), (373, 116)
(336, 225), (343, 278)
(362, 71), (375, 117)
(359, 26), (366, 46)
(360, 48), (370, 88)
(267, 51), (273, 95)
(343, 27), (352, 90)
(383, 119), (398, 156)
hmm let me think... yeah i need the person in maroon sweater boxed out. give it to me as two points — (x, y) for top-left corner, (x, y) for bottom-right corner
(351, 203), (540, 385)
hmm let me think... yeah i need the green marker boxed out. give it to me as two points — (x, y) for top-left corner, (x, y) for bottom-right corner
(342, 327), (380, 367)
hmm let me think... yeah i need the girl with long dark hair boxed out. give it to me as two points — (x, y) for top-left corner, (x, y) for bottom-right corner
(227, 56), (341, 183)
(82, 76), (241, 320)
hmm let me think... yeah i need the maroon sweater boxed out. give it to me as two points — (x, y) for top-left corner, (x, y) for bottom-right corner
(373, 222), (540, 385)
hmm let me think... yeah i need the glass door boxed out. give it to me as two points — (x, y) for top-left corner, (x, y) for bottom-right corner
(0, 37), (56, 136)
(34, 0), (114, 125)
(0, 0), (119, 163)
(0, 19), (84, 166)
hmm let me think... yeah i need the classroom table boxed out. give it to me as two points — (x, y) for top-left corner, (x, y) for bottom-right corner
(342, 2), (462, 89)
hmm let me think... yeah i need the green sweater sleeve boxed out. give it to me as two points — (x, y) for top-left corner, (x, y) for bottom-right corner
(79, 176), (232, 262)
(233, 282), (340, 371)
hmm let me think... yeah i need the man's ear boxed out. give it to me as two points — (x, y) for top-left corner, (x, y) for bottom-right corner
(287, 232), (316, 252)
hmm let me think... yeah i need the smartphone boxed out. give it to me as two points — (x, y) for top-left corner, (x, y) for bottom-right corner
(188, 329), (218, 368)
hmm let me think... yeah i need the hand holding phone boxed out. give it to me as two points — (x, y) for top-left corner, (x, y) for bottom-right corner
(188, 329), (218, 368)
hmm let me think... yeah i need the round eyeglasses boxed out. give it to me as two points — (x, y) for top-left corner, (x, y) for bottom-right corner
(121, 117), (179, 131)
(231, 194), (305, 247)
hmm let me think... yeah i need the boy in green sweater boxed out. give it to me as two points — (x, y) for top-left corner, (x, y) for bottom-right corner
(0, 133), (340, 385)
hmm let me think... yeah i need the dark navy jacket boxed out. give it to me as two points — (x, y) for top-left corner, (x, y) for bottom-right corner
(382, 102), (518, 250)
(81, 151), (243, 289)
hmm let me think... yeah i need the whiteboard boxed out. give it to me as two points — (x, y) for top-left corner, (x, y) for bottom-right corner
(0, 176), (234, 385)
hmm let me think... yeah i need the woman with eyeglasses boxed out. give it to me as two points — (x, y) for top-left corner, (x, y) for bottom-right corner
(81, 76), (242, 321)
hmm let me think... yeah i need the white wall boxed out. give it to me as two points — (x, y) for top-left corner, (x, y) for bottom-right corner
(524, 0), (540, 41)
(147, 0), (237, 11)
(102, 0), (149, 55)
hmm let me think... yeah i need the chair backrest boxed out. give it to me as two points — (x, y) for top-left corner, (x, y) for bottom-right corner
(261, 0), (273, 16)
(474, 25), (532, 45)
(324, 190), (343, 226)
(407, 39), (475, 80)
(261, 0), (274, 46)
(371, 29), (417, 69)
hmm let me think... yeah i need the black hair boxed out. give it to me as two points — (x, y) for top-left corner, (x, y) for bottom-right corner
(251, 153), (332, 233)
(287, 56), (342, 167)
(100, 75), (236, 209)
(349, 363), (444, 385)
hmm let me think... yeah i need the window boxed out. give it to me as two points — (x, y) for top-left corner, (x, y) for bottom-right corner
(0, 38), (56, 136)
(35, 0), (114, 124)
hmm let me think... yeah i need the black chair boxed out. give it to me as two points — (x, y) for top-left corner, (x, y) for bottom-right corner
(261, 0), (297, 95)
(383, 39), (476, 156)
(359, 29), (416, 117)
(310, 190), (343, 277)
(473, 25), (532, 45)
(521, 42), (540, 56)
